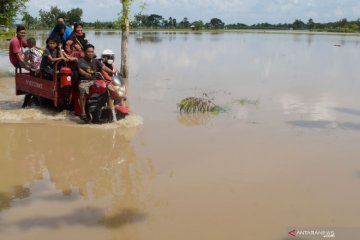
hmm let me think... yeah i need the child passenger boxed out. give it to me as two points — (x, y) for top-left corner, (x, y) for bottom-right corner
(40, 36), (65, 80)
(24, 37), (43, 76)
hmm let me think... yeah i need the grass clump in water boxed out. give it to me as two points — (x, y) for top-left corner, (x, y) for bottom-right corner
(177, 94), (224, 113)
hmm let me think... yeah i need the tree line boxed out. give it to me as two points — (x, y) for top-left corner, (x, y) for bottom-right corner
(132, 14), (360, 32)
(227, 18), (360, 32)
(22, 9), (360, 33)
(1, 0), (359, 33)
(22, 6), (83, 29)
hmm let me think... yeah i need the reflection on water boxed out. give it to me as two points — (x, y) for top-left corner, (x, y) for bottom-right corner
(279, 94), (337, 121)
(177, 112), (218, 126)
(95, 31), (121, 36)
(333, 107), (360, 116)
(0, 186), (30, 211)
(306, 34), (314, 46)
(287, 120), (360, 130)
(0, 124), (154, 239)
(134, 32), (163, 44)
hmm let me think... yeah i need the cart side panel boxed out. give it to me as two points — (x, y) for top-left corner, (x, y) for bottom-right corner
(15, 73), (56, 101)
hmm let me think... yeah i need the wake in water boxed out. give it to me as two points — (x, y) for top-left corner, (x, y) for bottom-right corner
(0, 101), (142, 127)
(0, 105), (143, 128)
(0, 95), (143, 128)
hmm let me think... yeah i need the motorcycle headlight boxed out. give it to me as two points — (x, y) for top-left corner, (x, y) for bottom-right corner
(113, 77), (121, 86)
(118, 86), (126, 97)
(112, 74), (123, 86)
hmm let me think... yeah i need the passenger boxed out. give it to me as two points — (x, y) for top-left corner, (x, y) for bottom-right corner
(9, 25), (29, 70)
(65, 22), (88, 59)
(48, 23), (77, 62)
(100, 49), (116, 71)
(40, 36), (65, 80)
(49, 23), (66, 48)
(100, 49), (117, 80)
(50, 16), (72, 42)
(23, 37), (43, 76)
(77, 44), (113, 120)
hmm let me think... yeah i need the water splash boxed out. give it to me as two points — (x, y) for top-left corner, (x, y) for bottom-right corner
(0, 103), (143, 128)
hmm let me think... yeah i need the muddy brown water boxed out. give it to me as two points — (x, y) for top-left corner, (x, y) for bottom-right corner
(1, 31), (360, 239)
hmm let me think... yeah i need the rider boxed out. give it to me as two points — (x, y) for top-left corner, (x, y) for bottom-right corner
(77, 44), (113, 120)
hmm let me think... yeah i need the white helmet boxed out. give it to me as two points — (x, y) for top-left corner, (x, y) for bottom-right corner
(101, 49), (115, 65)
(102, 49), (114, 56)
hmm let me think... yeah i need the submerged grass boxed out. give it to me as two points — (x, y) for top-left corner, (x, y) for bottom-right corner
(178, 94), (260, 114)
(177, 93), (225, 114)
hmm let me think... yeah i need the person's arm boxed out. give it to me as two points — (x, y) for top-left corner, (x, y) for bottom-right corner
(101, 64), (113, 75)
(16, 52), (26, 64)
(73, 43), (83, 52)
(22, 39), (28, 48)
(111, 63), (117, 73)
(78, 67), (92, 79)
(11, 39), (26, 65)
(47, 55), (64, 62)
(59, 48), (67, 61)
(35, 45), (45, 51)
(65, 39), (73, 54)
(63, 51), (78, 61)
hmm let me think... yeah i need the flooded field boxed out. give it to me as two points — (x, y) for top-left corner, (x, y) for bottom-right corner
(1, 31), (360, 239)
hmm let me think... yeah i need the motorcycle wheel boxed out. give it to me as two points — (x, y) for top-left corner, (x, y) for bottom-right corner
(116, 111), (127, 120)
(87, 107), (100, 123)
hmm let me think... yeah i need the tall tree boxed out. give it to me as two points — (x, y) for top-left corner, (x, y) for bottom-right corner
(120, 0), (132, 78)
(0, 0), (29, 25)
(66, 8), (83, 25)
(292, 19), (305, 29)
(132, 1), (146, 28)
(209, 18), (224, 29)
(39, 6), (66, 27)
(307, 18), (315, 30)
(192, 20), (203, 31)
(22, 11), (38, 29)
(147, 14), (163, 28)
(179, 17), (191, 28)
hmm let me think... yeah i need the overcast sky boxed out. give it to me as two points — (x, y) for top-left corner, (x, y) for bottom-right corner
(26, 0), (360, 24)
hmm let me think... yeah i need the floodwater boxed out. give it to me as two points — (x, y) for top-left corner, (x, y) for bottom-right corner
(1, 31), (360, 240)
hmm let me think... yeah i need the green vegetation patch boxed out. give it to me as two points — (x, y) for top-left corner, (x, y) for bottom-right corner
(0, 29), (15, 40)
(177, 95), (224, 113)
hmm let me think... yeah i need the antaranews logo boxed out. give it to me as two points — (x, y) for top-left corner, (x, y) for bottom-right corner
(288, 228), (336, 238)
(288, 229), (296, 237)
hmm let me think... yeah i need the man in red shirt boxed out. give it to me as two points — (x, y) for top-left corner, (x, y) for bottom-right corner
(9, 25), (28, 69)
